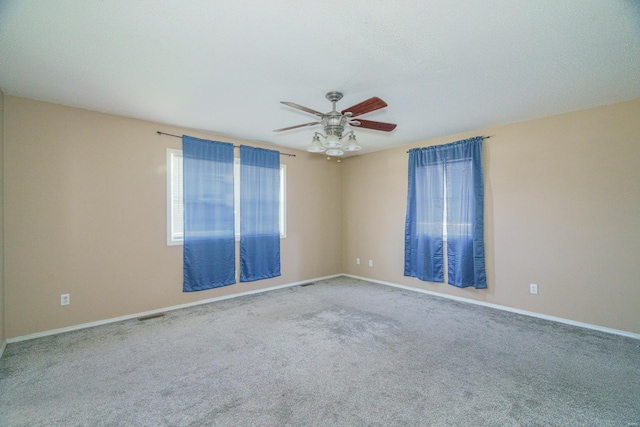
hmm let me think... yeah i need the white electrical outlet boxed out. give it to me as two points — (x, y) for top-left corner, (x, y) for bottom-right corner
(368, 259), (373, 267)
(356, 258), (360, 265)
(529, 284), (538, 295)
(61, 294), (70, 306)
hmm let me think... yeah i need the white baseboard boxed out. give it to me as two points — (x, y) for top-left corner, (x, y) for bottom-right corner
(344, 274), (640, 341)
(6, 274), (342, 344)
(6, 273), (638, 346)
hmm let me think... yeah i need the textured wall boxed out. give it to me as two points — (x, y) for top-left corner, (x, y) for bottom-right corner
(342, 98), (640, 334)
(3, 97), (343, 338)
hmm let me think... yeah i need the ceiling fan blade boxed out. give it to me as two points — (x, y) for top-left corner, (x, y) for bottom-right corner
(350, 119), (397, 132)
(273, 122), (321, 132)
(341, 97), (388, 117)
(281, 101), (324, 117)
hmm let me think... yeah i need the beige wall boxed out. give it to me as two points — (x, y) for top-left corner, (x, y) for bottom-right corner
(342, 98), (640, 334)
(4, 96), (639, 339)
(0, 88), (5, 345)
(3, 97), (343, 338)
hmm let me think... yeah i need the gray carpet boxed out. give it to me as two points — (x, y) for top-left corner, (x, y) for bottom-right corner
(1, 277), (638, 426)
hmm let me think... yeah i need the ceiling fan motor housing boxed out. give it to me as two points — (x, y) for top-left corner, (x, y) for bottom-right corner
(322, 113), (348, 137)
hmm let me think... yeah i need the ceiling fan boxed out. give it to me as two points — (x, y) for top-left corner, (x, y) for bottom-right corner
(274, 91), (397, 156)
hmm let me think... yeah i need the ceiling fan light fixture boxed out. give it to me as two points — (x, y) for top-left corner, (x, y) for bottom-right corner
(326, 148), (345, 156)
(307, 135), (326, 153)
(343, 134), (362, 152)
(322, 133), (342, 148)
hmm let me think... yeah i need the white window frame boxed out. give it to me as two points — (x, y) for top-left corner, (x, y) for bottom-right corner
(167, 149), (287, 246)
(167, 149), (184, 245)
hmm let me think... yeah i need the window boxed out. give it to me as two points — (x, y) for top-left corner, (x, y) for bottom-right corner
(413, 165), (466, 243)
(167, 149), (286, 245)
(404, 136), (486, 289)
(167, 149), (184, 245)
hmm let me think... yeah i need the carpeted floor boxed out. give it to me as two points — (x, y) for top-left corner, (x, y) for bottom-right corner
(1, 277), (639, 426)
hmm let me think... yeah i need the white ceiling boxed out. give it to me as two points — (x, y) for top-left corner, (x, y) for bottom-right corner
(1, 1), (639, 155)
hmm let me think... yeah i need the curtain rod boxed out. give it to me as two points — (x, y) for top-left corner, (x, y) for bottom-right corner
(405, 135), (493, 153)
(157, 131), (296, 157)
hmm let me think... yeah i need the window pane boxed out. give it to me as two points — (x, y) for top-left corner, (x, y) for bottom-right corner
(168, 149), (286, 245)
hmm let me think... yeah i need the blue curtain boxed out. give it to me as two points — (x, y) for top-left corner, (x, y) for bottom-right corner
(445, 137), (487, 289)
(182, 136), (235, 292)
(405, 136), (487, 289)
(240, 146), (281, 282)
(404, 147), (445, 282)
